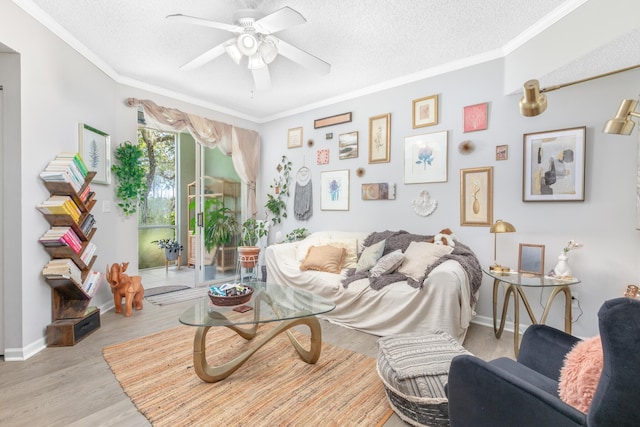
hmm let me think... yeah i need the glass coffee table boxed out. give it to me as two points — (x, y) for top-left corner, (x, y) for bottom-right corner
(179, 281), (336, 383)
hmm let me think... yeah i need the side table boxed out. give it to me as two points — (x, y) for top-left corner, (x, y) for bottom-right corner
(483, 268), (580, 356)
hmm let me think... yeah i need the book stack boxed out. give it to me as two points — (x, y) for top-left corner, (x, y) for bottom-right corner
(39, 226), (83, 253)
(79, 184), (94, 206)
(36, 195), (82, 222)
(39, 152), (89, 192)
(80, 213), (95, 236)
(82, 270), (103, 295)
(42, 258), (83, 286)
(80, 241), (97, 265)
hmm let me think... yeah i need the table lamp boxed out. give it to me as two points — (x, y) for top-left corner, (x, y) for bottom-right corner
(490, 219), (516, 272)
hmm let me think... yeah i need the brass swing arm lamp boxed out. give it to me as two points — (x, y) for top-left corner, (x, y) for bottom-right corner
(603, 99), (640, 135)
(519, 64), (640, 117)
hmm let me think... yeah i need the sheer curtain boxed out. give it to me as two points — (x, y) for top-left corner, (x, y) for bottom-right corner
(125, 98), (259, 215)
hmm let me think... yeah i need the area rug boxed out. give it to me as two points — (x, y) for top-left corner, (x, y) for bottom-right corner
(143, 285), (190, 298)
(103, 324), (391, 426)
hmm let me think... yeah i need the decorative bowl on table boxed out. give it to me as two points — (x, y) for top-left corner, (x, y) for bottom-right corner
(208, 285), (254, 306)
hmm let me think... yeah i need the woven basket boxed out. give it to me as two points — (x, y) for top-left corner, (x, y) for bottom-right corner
(208, 287), (253, 306)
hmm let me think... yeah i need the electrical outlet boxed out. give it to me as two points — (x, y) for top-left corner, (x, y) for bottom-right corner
(572, 292), (579, 308)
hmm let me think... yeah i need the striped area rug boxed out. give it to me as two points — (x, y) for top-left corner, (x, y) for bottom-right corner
(103, 324), (392, 426)
(144, 285), (209, 305)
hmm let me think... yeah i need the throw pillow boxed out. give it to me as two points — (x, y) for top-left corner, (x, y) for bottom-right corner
(328, 238), (359, 269)
(558, 336), (603, 413)
(370, 250), (405, 278)
(300, 245), (346, 274)
(397, 241), (453, 281)
(355, 239), (386, 273)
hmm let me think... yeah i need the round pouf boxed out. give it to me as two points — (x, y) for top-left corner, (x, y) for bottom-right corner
(376, 331), (472, 427)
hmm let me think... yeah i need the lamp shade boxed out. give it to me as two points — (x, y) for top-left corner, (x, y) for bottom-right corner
(490, 219), (516, 234)
(519, 80), (548, 117)
(237, 33), (258, 56)
(603, 99), (638, 135)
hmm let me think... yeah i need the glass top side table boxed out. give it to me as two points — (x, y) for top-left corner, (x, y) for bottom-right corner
(483, 268), (581, 356)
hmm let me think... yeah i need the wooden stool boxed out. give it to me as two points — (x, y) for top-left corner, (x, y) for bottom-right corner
(165, 255), (181, 272)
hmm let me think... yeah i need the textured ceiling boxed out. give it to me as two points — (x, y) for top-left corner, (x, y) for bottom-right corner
(14, 0), (640, 121)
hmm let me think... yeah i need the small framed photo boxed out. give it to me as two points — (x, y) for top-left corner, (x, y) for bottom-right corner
(317, 149), (329, 165)
(523, 126), (586, 202)
(339, 131), (358, 160)
(287, 127), (303, 148)
(404, 131), (448, 184)
(463, 102), (489, 132)
(460, 166), (493, 226)
(79, 123), (110, 184)
(368, 113), (391, 164)
(320, 169), (350, 211)
(412, 95), (438, 128)
(361, 183), (396, 200)
(496, 145), (508, 161)
(518, 243), (545, 275)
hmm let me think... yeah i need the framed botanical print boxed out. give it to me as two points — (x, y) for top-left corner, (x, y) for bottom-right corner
(404, 131), (448, 184)
(460, 166), (493, 226)
(368, 113), (391, 163)
(320, 169), (349, 211)
(463, 102), (489, 132)
(412, 95), (438, 128)
(78, 123), (110, 184)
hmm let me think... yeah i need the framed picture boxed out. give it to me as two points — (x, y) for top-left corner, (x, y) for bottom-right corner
(368, 113), (391, 163)
(523, 126), (586, 202)
(287, 127), (303, 148)
(460, 166), (493, 226)
(317, 149), (329, 165)
(78, 123), (110, 184)
(496, 144), (508, 161)
(361, 183), (396, 200)
(463, 102), (488, 132)
(518, 243), (545, 275)
(404, 131), (448, 184)
(412, 95), (438, 128)
(320, 169), (349, 211)
(314, 112), (352, 129)
(339, 131), (358, 159)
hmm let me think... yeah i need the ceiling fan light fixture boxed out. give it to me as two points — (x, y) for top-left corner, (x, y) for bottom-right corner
(237, 33), (258, 56)
(259, 37), (278, 64)
(247, 53), (266, 70)
(224, 41), (243, 64)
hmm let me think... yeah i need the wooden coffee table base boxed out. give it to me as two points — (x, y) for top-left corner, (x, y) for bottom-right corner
(192, 315), (322, 383)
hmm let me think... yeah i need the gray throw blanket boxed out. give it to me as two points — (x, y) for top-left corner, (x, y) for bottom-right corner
(341, 230), (482, 305)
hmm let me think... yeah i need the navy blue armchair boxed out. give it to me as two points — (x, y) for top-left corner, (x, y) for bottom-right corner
(447, 297), (640, 427)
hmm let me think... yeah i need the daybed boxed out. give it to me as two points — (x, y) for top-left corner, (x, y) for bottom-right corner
(265, 230), (482, 343)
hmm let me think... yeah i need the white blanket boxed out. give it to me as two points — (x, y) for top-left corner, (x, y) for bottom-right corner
(265, 232), (474, 343)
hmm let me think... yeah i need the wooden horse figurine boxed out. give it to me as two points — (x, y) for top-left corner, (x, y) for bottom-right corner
(106, 262), (144, 317)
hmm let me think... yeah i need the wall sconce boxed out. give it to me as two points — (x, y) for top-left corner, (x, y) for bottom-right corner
(489, 219), (516, 272)
(603, 99), (640, 135)
(519, 64), (640, 117)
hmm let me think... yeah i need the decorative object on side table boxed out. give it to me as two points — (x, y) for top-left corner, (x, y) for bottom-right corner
(489, 219), (516, 272)
(518, 243), (545, 275)
(551, 240), (583, 278)
(208, 283), (253, 306)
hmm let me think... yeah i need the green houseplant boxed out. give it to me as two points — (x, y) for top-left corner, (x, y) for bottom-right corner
(111, 141), (147, 216)
(151, 238), (183, 261)
(238, 218), (268, 269)
(265, 155), (292, 225)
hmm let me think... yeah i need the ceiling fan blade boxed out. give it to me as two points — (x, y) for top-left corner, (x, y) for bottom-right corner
(275, 39), (331, 75)
(166, 14), (243, 34)
(180, 38), (235, 70)
(252, 66), (271, 91)
(253, 6), (306, 34)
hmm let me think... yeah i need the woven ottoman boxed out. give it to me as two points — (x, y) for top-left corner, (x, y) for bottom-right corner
(376, 331), (472, 427)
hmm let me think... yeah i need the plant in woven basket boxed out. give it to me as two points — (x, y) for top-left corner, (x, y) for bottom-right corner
(111, 141), (147, 216)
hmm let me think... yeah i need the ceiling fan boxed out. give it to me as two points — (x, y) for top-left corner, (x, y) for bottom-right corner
(167, 6), (331, 91)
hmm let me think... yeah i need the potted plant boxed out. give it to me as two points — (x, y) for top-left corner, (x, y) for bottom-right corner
(238, 218), (268, 268)
(285, 227), (309, 242)
(202, 198), (239, 279)
(111, 141), (147, 216)
(151, 238), (183, 261)
(265, 155), (292, 225)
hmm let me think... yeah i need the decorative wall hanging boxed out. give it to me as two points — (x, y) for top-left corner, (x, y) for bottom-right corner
(361, 183), (396, 200)
(314, 112), (352, 129)
(317, 149), (329, 165)
(294, 166), (312, 220)
(307, 139), (314, 147)
(460, 166), (493, 226)
(320, 169), (349, 211)
(411, 190), (437, 216)
(79, 123), (110, 184)
(458, 140), (475, 155)
(339, 131), (358, 160)
(368, 113), (391, 163)
(522, 126), (586, 202)
(287, 127), (303, 148)
(463, 102), (489, 132)
(356, 167), (365, 177)
(496, 145), (508, 160)
(412, 95), (438, 128)
(404, 131), (448, 184)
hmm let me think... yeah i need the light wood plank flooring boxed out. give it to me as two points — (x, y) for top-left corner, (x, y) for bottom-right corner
(0, 267), (513, 427)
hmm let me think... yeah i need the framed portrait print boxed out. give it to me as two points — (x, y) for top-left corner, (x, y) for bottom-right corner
(368, 113), (391, 163)
(79, 123), (110, 184)
(287, 127), (303, 148)
(463, 102), (488, 132)
(404, 131), (448, 184)
(412, 95), (438, 128)
(339, 131), (358, 160)
(496, 144), (508, 161)
(523, 126), (586, 202)
(460, 166), (493, 226)
(320, 169), (349, 211)
(518, 243), (545, 275)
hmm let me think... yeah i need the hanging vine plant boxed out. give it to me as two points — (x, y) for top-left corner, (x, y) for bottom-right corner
(111, 141), (147, 216)
(265, 155), (292, 225)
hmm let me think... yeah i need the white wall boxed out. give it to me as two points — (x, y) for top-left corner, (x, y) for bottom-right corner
(260, 59), (640, 339)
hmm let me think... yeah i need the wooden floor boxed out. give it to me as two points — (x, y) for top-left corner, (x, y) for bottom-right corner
(0, 267), (513, 427)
